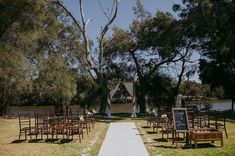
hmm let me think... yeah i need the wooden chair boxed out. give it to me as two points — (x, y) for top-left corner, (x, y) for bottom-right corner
(199, 111), (210, 128)
(35, 113), (50, 140)
(66, 116), (83, 142)
(18, 114), (35, 140)
(209, 111), (228, 138)
(51, 116), (66, 139)
(146, 116), (156, 127)
(79, 120), (91, 135)
(187, 106), (199, 128)
(152, 117), (167, 133)
(85, 116), (95, 129)
(161, 120), (175, 141)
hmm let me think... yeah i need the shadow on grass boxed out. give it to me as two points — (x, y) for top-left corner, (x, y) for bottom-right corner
(153, 138), (169, 142)
(145, 131), (157, 135)
(141, 126), (151, 129)
(43, 138), (74, 144)
(154, 142), (217, 149)
(190, 143), (217, 149)
(153, 143), (177, 149)
(11, 140), (26, 144)
(11, 138), (75, 144)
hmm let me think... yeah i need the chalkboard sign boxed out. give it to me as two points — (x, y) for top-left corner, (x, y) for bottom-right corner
(172, 108), (189, 132)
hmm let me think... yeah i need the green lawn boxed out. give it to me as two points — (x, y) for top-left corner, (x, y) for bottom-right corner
(0, 117), (109, 156)
(0, 112), (235, 156)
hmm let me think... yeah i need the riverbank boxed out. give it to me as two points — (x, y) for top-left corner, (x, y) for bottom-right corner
(187, 99), (233, 111)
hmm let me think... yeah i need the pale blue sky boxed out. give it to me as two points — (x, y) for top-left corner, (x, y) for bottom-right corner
(64, 0), (182, 41)
(63, 0), (200, 82)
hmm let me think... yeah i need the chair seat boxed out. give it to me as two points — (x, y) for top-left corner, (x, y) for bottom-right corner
(210, 123), (224, 126)
(21, 127), (30, 131)
(53, 125), (64, 130)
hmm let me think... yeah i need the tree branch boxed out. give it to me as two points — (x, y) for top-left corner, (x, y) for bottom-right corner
(98, 0), (110, 19)
(98, 0), (119, 70)
(79, 0), (86, 29)
(53, 0), (99, 77)
(129, 44), (144, 77)
(54, 0), (83, 33)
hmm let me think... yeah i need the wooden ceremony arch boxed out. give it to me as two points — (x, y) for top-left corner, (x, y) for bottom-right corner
(106, 81), (138, 118)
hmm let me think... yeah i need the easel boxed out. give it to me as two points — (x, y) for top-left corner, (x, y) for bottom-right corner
(172, 108), (190, 148)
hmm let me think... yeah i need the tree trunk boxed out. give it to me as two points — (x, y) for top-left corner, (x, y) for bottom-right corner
(137, 79), (146, 114)
(174, 59), (186, 98)
(99, 93), (107, 114)
(138, 90), (146, 113)
(56, 0), (119, 116)
(232, 96), (234, 111)
(98, 80), (108, 114)
(130, 51), (146, 113)
(2, 83), (9, 116)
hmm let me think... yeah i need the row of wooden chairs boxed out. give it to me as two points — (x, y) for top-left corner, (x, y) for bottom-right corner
(18, 112), (95, 142)
(147, 108), (228, 141)
(186, 106), (228, 138)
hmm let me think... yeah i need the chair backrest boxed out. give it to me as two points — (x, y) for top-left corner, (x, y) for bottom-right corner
(19, 114), (32, 130)
(35, 112), (49, 128)
(54, 115), (67, 126)
(213, 111), (226, 125)
(154, 117), (168, 127)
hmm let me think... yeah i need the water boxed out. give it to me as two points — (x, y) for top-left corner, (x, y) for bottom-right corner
(196, 100), (234, 111)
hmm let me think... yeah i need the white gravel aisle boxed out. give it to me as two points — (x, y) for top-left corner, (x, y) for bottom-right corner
(98, 122), (149, 156)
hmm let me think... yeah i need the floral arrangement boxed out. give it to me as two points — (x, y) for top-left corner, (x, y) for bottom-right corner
(79, 115), (84, 121)
(161, 114), (168, 121)
(146, 108), (158, 116)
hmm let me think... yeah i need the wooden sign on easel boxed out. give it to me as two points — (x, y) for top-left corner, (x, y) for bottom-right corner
(172, 108), (189, 147)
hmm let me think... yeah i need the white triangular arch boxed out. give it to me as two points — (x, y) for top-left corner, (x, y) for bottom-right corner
(106, 81), (138, 118)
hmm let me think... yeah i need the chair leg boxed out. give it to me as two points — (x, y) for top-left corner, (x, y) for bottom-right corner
(19, 131), (21, 140)
(224, 126), (228, 138)
(79, 133), (81, 143)
(52, 132), (54, 139)
(71, 130), (73, 140)
(46, 131), (48, 140)
(41, 131), (43, 140)
(82, 130), (84, 139)
(25, 130), (27, 140)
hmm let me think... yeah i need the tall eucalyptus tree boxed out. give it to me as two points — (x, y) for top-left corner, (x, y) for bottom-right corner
(53, 0), (120, 113)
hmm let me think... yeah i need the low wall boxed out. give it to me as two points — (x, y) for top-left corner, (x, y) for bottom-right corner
(8, 103), (136, 116)
(9, 105), (85, 116)
(110, 103), (133, 113)
(9, 106), (55, 115)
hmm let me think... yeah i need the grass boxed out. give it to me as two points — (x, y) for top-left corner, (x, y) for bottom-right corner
(136, 112), (235, 156)
(0, 112), (235, 156)
(0, 117), (109, 156)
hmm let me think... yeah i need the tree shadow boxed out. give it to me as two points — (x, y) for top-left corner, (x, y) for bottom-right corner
(190, 143), (217, 148)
